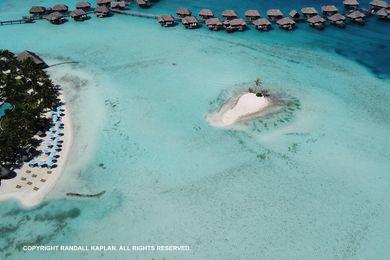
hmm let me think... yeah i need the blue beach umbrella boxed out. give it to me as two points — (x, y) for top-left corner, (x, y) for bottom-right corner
(48, 134), (55, 140)
(49, 127), (56, 133)
(28, 160), (37, 167)
(38, 159), (46, 168)
(42, 141), (53, 148)
(57, 107), (65, 112)
(53, 145), (62, 151)
(49, 154), (58, 161)
(41, 149), (50, 155)
(57, 130), (64, 136)
(49, 111), (57, 117)
(54, 137), (63, 143)
(47, 161), (56, 169)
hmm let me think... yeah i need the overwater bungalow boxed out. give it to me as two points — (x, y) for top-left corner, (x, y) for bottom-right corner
(267, 9), (283, 22)
(321, 5), (338, 17)
(343, 0), (360, 10)
(110, 1), (126, 9)
(45, 11), (66, 24)
(94, 6), (110, 17)
(376, 8), (390, 20)
(29, 6), (47, 16)
(199, 9), (214, 21)
(96, 0), (111, 7)
(205, 17), (223, 30)
(346, 10), (366, 24)
(52, 4), (69, 13)
(70, 9), (88, 21)
(276, 17), (295, 30)
(136, 0), (150, 8)
(307, 15), (326, 30)
(76, 2), (91, 10)
(182, 16), (199, 29)
(222, 10), (238, 20)
(158, 15), (175, 27)
(369, 0), (389, 12)
(253, 18), (272, 31)
(328, 13), (346, 28)
(176, 8), (192, 18)
(16, 51), (48, 69)
(245, 10), (261, 21)
(289, 10), (301, 22)
(301, 7), (318, 19)
(224, 18), (246, 32)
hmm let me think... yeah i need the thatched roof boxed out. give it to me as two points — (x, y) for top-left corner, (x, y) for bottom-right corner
(245, 10), (260, 17)
(205, 17), (222, 25)
(71, 9), (87, 18)
(301, 7), (318, 15)
(370, 0), (388, 8)
(52, 4), (68, 12)
(267, 9), (283, 17)
(76, 2), (91, 9)
(328, 13), (346, 21)
(96, 0), (111, 5)
(45, 11), (65, 21)
(29, 6), (46, 14)
(346, 10), (365, 18)
(158, 14), (174, 22)
(253, 18), (271, 26)
(376, 7), (390, 16)
(176, 8), (191, 16)
(182, 16), (198, 24)
(307, 15), (326, 24)
(343, 0), (359, 6)
(289, 9), (300, 18)
(0, 166), (11, 178)
(276, 17), (295, 25)
(199, 9), (214, 17)
(229, 18), (246, 26)
(222, 10), (238, 17)
(17, 51), (47, 68)
(321, 5), (338, 12)
(111, 1), (126, 8)
(94, 5), (110, 13)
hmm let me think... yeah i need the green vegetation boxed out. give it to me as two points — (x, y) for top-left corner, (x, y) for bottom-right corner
(249, 78), (270, 97)
(0, 50), (59, 167)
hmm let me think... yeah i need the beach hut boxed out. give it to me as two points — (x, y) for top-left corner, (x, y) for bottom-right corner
(289, 10), (301, 21)
(376, 8), (390, 20)
(94, 6), (110, 17)
(276, 17), (296, 30)
(301, 7), (318, 19)
(45, 11), (66, 24)
(158, 15), (175, 27)
(176, 8), (192, 18)
(136, 0), (150, 8)
(76, 2), (91, 10)
(71, 9), (88, 21)
(198, 9), (214, 20)
(52, 4), (69, 13)
(307, 15), (326, 30)
(346, 10), (366, 24)
(205, 17), (223, 30)
(321, 5), (338, 17)
(222, 10), (238, 20)
(245, 10), (261, 21)
(267, 9), (283, 22)
(29, 6), (47, 16)
(96, 0), (111, 6)
(224, 18), (246, 32)
(182, 16), (199, 29)
(253, 18), (272, 31)
(328, 13), (346, 28)
(343, 0), (360, 10)
(16, 51), (48, 69)
(111, 1), (126, 9)
(370, 0), (389, 11)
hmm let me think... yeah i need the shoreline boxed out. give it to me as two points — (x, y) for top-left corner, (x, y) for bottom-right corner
(0, 91), (73, 208)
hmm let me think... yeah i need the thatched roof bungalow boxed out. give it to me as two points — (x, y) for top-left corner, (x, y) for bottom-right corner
(158, 15), (175, 27)
(301, 7), (318, 18)
(16, 51), (48, 69)
(328, 13), (346, 28)
(370, 0), (389, 11)
(376, 8), (390, 20)
(111, 1), (126, 9)
(276, 17), (295, 30)
(94, 6), (110, 17)
(224, 18), (246, 32)
(267, 9), (283, 21)
(321, 5), (338, 16)
(222, 10), (238, 20)
(253, 18), (271, 31)
(76, 2), (91, 10)
(176, 8), (191, 17)
(96, 0), (111, 6)
(289, 10), (301, 21)
(45, 11), (66, 24)
(136, 0), (150, 8)
(182, 16), (199, 29)
(71, 9), (88, 21)
(29, 6), (47, 16)
(52, 4), (69, 13)
(199, 9), (214, 20)
(205, 17), (223, 30)
(245, 10), (261, 21)
(343, 0), (359, 10)
(307, 15), (326, 29)
(346, 10), (366, 24)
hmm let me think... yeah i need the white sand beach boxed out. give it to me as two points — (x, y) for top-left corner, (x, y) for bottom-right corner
(208, 92), (271, 128)
(0, 92), (73, 208)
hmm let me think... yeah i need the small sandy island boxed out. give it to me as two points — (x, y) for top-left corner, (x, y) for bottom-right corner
(208, 92), (272, 128)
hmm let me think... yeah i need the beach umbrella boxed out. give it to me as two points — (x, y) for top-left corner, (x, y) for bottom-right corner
(41, 149), (50, 155)
(52, 115), (58, 121)
(49, 111), (57, 117)
(57, 130), (64, 136)
(54, 137), (63, 143)
(42, 141), (53, 148)
(38, 159), (46, 168)
(47, 161), (56, 169)
(48, 134), (55, 140)
(28, 160), (37, 167)
(56, 122), (64, 129)
(49, 127), (56, 133)
(49, 154), (58, 160)
(57, 107), (65, 112)
(53, 145), (62, 151)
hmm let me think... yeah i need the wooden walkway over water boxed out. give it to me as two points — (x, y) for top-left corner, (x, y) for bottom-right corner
(0, 17), (35, 26)
(110, 9), (159, 19)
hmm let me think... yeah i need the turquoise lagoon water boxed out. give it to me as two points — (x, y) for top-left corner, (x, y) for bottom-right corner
(0, 103), (11, 118)
(0, 0), (390, 259)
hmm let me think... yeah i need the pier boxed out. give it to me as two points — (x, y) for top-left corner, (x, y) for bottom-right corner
(0, 17), (35, 26)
